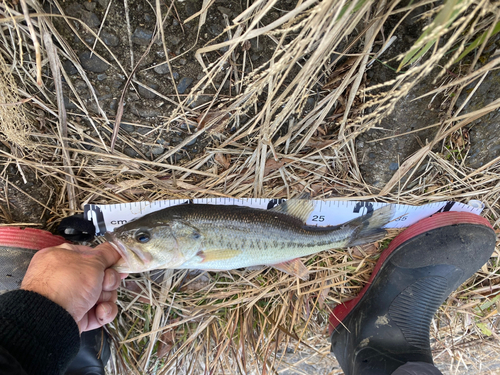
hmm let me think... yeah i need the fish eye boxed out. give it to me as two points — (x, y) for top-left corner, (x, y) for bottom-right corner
(135, 230), (151, 243)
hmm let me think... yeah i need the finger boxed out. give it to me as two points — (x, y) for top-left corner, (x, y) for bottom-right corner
(93, 242), (124, 269)
(78, 307), (92, 332)
(80, 307), (102, 332)
(120, 273), (129, 279)
(102, 268), (121, 291)
(95, 302), (118, 326)
(97, 290), (117, 303)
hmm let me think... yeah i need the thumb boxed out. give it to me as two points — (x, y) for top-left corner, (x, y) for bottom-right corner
(94, 242), (124, 269)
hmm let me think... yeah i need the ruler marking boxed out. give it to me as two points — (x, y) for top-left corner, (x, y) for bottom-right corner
(86, 199), (486, 235)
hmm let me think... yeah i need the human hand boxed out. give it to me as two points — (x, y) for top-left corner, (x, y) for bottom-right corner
(21, 242), (128, 332)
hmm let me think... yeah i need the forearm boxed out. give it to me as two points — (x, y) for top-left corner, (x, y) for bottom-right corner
(0, 290), (80, 375)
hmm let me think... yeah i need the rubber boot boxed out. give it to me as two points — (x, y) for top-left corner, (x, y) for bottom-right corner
(329, 211), (496, 375)
(65, 328), (111, 375)
(0, 227), (69, 292)
(0, 227), (110, 374)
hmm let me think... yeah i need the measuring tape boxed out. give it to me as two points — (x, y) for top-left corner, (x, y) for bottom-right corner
(83, 199), (485, 236)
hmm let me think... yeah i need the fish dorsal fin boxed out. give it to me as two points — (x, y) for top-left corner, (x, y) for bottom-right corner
(272, 258), (309, 280)
(269, 193), (314, 223)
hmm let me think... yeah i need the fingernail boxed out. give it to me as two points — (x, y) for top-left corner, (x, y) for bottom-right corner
(102, 303), (111, 316)
(108, 271), (116, 287)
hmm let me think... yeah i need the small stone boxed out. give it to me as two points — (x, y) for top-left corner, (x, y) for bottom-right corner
(132, 27), (153, 46)
(171, 136), (183, 144)
(136, 126), (153, 135)
(180, 123), (196, 130)
(110, 77), (124, 89)
(84, 2), (96, 11)
(154, 63), (170, 75)
(101, 31), (119, 47)
(65, 3), (83, 17)
(63, 60), (78, 75)
(151, 146), (164, 155)
(84, 35), (96, 44)
(127, 92), (140, 101)
(179, 58), (187, 65)
(196, 72), (205, 80)
(123, 147), (139, 157)
(172, 72), (180, 80)
(138, 83), (158, 99)
(209, 24), (224, 36)
(97, 73), (107, 81)
(97, 0), (110, 8)
(109, 99), (118, 111)
(121, 123), (136, 133)
(189, 95), (211, 108)
(389, 162), (399, 171)
(132, 104), (160, 118)
(43, 2), (61, 15)
(81, 140), (93, 150)
(74, 80), (87, 92)
(169, 35), (181, 46)
(171, 152), (183, 163)
(185, 138), (197, 146)
(63, 96), (78, 110)
(144, 13), (152, 22)
(177, 77), (193, 94)
(172, 18), (179, 26)
(79, 51), (109, 73)
(217, 6), (232, 15)
(81, 11), (100, 28)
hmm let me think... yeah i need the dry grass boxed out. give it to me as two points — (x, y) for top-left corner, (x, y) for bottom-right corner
(1, 0), (500, 373)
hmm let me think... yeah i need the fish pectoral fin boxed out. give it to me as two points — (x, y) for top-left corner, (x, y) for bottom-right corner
(198, 249), (241, 263)
(269, 193), (313, 223)
(272, 259), (309, 280)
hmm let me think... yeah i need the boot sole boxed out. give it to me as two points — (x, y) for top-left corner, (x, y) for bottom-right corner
(329, 211), (493, 333)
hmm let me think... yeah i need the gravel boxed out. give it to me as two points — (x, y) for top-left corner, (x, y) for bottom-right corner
(79, 51), (109, 73)
(123, 147), (139, 157)
(81, 11), (101, 28)
(101, 30), (120, 47)
(138, 83), (159, 99)
(132, 27), (153, 46)
(154, 63), (170, 75)
(177, 77), (193, 94)
(63, 60), (78, 75)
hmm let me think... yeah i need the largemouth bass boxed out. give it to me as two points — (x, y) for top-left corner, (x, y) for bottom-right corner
(105, 198), (395, 279)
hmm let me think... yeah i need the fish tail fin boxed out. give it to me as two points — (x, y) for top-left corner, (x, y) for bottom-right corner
(346, 205), (396, 247)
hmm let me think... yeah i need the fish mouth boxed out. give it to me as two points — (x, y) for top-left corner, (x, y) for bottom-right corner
(105, 231), (133, 269)
(104, 231), (153, 272)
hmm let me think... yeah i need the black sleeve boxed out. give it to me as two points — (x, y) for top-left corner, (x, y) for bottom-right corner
(0, 290), (80, 375)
